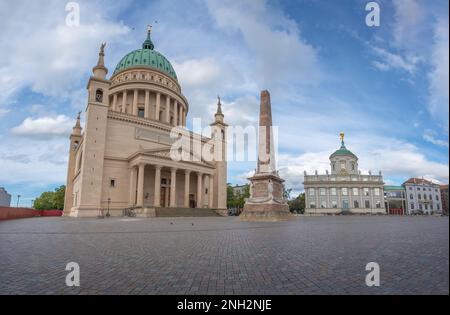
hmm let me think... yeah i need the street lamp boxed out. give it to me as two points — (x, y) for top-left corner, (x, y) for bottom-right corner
(16, 195), (21, 208)
(106, 198), (111, 218)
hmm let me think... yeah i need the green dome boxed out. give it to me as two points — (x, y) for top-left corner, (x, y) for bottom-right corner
(330, 142), (357, 158)
(113, 30), (178, 81)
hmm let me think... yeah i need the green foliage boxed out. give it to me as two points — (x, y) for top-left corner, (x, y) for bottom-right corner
(288, 192), (305, 214)
(227, 184), (250, 209)
(34, 185), (65, 210)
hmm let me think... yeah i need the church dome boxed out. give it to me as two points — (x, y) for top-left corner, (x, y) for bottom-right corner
(113, 29), (178, 81)
(330, 133), (357, 159)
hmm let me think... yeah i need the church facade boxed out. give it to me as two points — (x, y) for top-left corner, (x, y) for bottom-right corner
(63, 28), (227, 217)
(303, 133), (385, 215)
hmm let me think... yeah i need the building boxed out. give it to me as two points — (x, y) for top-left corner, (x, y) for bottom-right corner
(64, 27), (227, 217)
(231, 184), (248, 197)
(403, 178), (442, 215)
(384, 186), (406, 215)
(303, 133), (385, 215)
(440, 185), (448, 215)
(0, 187), (11, 207)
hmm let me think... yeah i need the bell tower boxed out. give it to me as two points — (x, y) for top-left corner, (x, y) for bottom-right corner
(70, 43), (111, 217)
(210, 96), (227, 210)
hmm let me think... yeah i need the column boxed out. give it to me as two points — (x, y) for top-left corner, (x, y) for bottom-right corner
(197, 172), (203, 208)
(112, 93), (117, 111)
(208, 174), (214, 208)
(180, 107), (184, 126)
(155, 93), (161, 120)
(136, 163), (145, 207)
(144, 90), (150, 118)
(184, 170), (191, 207)
(170, 168), (177, 207)
(132, 89), (138, 116)
(174, 101), (178, 126)
(165, 95), (171, 123)
(128, 166), (137, 206)
(122, 90), (127, 113)
(154, 165), (161, 207)
(182, 107), (186, 126)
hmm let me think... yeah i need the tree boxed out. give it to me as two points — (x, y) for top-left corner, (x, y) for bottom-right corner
(227, 185), (235, 209)
(34, 185), (65, 210)
(288, 193), (305, 214)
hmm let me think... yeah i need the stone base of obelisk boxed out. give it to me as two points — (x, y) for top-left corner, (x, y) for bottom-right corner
(240, 203), (293, 222)
(239, 173), (294, 222)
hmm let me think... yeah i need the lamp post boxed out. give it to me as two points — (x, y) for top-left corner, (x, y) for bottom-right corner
(106, 198), (111, 218)
(16, 195), (21, 208)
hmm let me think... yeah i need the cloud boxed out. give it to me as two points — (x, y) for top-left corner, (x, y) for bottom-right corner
(371, 46), (419, 75)
(428, 17), (449, 129)
(205, 0), (321, 88)
(11, 115), (73, 139)
(0, 0), (129, 107)
(423, 129), (449, 147)
(0, 108), (10, 117)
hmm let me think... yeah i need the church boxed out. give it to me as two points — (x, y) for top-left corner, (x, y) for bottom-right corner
(63, 27), (227, 217)
(303, 133), (385, 215)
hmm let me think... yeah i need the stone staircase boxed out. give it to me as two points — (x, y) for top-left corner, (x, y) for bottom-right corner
(155, 207), (222, 217)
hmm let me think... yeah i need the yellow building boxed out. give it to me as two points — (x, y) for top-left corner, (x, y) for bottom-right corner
(64, 28), (227, 217)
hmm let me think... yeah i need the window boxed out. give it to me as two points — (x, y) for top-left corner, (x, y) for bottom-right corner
(411, 203), (414, 210)
(321, 201), (326, 208)
(429, 194), (432, 200)
(365, 200), (370, 208)
(95, 89), (103, 102)
(331, 188), (337, 196)
(364, 188), (370, 196)
(310, 202), (316, 209)
(352, 188), (359, 196)
(309, 188), (315, 196)
(340, 162), (346, 170)
(418, 194), (421, 200)
(376, 201), (381, 208)
(351, 163), (355, 171)
(320, 188), (326, 196)
(332, 163), (335, 171)
(374, 188), (380, 196)
(425, 204), (428, 210)
(332, 201), (338, 208)
(437, 204), (440, 210)
(409, 187), (412, 190)
(410, 194), (413, 199)
(110, 179), (116, 188)
(419, 204), (423, 210)
(436, 195), (439, 201)
(424, 194), (427, 200)
(342, 188), (348, 196)
(354, 200), (359, 208)
(138, 108), (145, 118)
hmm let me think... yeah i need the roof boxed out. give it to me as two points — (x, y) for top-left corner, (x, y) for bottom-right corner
(384, 185), (404, 191)
(403, 178), (436, 186)
(330, 141), (357, 159)
(112, 30), (178, 81)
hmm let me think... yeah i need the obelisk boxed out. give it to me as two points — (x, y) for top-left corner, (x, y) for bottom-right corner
(240, 90), (293, 221)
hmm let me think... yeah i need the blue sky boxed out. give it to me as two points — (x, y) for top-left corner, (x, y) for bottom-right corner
(0, 0), (448, 206)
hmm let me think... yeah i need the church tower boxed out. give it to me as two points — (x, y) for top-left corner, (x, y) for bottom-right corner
(63, 112), (82, 215)
(69, 44), (110, 217)
(210, 97), (228, 212)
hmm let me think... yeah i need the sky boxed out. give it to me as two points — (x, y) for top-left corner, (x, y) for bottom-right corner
(0, 0), (448, 206)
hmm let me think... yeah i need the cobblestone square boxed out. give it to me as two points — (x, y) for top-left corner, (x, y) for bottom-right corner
(0, 216), (448, 295)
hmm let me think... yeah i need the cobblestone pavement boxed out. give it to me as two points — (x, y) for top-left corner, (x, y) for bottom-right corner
(0, 216), (448, 295)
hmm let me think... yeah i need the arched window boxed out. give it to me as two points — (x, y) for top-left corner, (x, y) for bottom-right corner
(73, 141), (79, 151)
(95, 89), (103, 102)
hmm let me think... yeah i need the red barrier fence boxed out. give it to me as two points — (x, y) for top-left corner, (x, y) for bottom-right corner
(0, 207), (62, 220)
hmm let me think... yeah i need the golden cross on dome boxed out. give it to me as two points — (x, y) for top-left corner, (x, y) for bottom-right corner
(340, 132), (345, 143)
(147, 24), (152, 34)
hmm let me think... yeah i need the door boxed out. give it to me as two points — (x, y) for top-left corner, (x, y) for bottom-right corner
(342, 200), (349, 212)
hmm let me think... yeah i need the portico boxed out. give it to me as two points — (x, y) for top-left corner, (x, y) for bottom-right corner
(128, 154), (215, 210)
